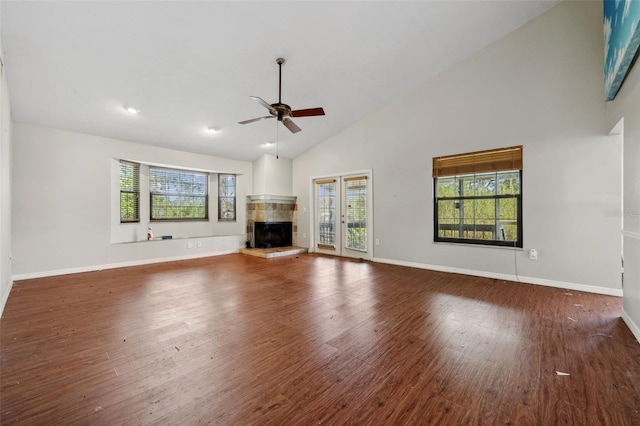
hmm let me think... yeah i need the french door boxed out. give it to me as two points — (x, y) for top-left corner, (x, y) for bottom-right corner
(313, 172), (372, 260)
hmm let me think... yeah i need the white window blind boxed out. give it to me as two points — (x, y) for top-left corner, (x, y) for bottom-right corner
(218, 174), (236, 221)
(150, 167), (208, 221)
(119, 160), (140, 223)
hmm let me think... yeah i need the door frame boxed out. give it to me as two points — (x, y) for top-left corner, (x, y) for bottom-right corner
(310, 169), (374, 260)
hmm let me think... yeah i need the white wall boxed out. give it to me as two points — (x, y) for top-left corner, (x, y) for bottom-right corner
(294, 1), (623, 295)
(606, 34), (640, 342)
(252, 154), (293, 196)
(12, 123), (252, 278)
(0, 25), (13, 313)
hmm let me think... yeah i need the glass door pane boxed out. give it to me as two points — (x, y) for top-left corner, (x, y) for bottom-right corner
(344, 177), (367, 251)
(316, 181), (337, 248)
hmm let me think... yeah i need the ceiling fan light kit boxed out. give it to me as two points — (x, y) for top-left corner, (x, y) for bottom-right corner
(238, 57), (325, 134)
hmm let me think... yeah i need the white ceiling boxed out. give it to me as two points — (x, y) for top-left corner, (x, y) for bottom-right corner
(1, 1), (559, 162)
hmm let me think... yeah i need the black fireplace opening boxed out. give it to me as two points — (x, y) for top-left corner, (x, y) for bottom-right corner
(254, 222), (292, 248)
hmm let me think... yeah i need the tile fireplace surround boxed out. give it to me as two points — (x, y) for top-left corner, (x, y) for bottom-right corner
(246, 194), (298, 248)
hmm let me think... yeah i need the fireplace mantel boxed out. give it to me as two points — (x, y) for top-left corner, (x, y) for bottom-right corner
(247, 194), (297, 204)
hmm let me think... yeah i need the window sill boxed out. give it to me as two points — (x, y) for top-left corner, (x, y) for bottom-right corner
(432, 241), (524, 251)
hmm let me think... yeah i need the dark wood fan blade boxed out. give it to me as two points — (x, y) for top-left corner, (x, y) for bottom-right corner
(238, 116), (274, 125)
(290, 107), (325, 118)
(282, 117), (301, 133)
(250, 96), (277, 115)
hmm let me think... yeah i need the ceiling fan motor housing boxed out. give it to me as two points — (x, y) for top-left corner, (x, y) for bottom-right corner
(271, 103), (291, 121)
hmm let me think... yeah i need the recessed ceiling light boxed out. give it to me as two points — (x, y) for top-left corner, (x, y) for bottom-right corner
(206, 126), (219, 134)
(124, 106), (140, 114)
(262, 142), (274, 147)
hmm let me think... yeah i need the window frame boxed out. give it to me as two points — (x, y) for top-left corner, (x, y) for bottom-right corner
(432, 146), (523, 248)
(119, 160), (140, 223)
(149, 166), (209, 222)
(218, 173), (236, 222)
(433, 170), (523, 248)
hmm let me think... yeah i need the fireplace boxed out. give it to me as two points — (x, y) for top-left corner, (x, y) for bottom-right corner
(254, 222), (293, 248)
(246, 194), (298, 248)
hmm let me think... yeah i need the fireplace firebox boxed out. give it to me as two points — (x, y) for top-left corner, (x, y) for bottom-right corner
(254, 222), (293, 248)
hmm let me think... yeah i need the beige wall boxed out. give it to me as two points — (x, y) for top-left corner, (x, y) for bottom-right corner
(11, 123), (252, 278)
(252, 154), (293, 196)
(294, 1), (623, 295)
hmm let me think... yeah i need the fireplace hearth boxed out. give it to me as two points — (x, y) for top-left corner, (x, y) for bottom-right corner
(254, 222), (293, 248)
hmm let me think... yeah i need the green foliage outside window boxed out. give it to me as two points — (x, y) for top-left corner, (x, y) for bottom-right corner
(435, 171), (522, 247)
(218, 174), (236, 221)
(345, 178), (367, 251)
(150, 167), (208, 220)
(120, 161), (139, 223)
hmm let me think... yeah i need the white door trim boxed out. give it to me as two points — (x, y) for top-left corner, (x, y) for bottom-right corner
(309, 169), (373, 260)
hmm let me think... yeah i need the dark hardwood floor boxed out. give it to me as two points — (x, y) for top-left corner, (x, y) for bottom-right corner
(1, 253), (639, 425)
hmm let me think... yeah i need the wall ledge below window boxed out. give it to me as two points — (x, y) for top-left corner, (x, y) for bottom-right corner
(14, 235), (245, 281)
(112, 234), (238, 245)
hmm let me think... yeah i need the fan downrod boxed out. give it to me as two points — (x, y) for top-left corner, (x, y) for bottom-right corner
(276, 58), (285, 104)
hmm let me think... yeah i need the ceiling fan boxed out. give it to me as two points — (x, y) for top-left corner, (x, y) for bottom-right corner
(238, 58), (325, 133)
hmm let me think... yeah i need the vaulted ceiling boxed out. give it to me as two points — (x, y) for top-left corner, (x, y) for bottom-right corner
(1, 1), (560, 162)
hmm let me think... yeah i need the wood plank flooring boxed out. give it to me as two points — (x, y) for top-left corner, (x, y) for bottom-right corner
(1, 253), (639, 425)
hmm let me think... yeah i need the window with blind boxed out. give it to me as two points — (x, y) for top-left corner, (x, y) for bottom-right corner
(120, 160), (140, 223)
(218, 174), (236, 221)
(433, 146), (522, 247)
(150, 167), (209, 221)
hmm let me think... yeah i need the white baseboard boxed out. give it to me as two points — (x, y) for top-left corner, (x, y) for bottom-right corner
(12, 249), (239, 281)
(622, 308), (640, 344)
(373, 257), (624, 297)
(0, 280), (13, 316)
(11, 251), (625, 300)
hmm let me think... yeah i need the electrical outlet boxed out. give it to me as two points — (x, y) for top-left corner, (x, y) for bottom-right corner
(187, 242), (193, 249)
(303, 233), (307, 238)
(529, 249), (537, 260)
(375, 238), (380, 245)
(197, 241), (202, 248)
